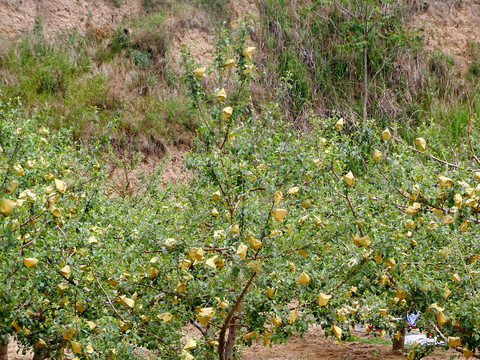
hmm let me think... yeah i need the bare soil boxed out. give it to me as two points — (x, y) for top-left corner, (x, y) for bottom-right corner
(108, 144), (190, 196)
(0, 0), (142, 39)
(167, 0), (260, 70)
(411, 0), (480, 72)
(230, 0), (260, 23)
(242, 326), (459, 360)
(5, 339), (32, 360)
(168, 24), (216, 69)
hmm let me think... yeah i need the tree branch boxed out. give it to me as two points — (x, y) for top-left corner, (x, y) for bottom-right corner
(95, 276), (122, 318)
(433, 324), (480, 358)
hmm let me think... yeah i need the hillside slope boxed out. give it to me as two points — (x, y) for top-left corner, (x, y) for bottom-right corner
(411, 0), (480, 73)
(0, 0), (479, 193)
(0, 0), (142, 38)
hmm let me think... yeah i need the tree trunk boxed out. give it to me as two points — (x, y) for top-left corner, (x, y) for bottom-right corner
(32, 350), (47, 360)
(0, 342), (8, 360)
(224, 318), (238, 360)
(217, 274), (256, 360)
(392, 327), (406, 355)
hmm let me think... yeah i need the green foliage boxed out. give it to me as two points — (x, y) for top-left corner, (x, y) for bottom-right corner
(105, 17), (168, 71)
(33, 16), (43, 34)
(0, 32), (108, 139)
(165, 40), (480, 360)
(130, 12), (167, 30)
(0, 13), (191, 143)
(0, 98), (117, 357)
(467, 62), (480, 80)
(109, 26), (131, 54)
(121, 94), (198, 138)
(4, 33), (91, 96)
(257, 0), (423, 120)
(279, 52), (310, 114)
(428, 50), (454, 91)
(141, 0), (162, 12)
(195, 0), (231, 23)
(131, 49), (152, 68)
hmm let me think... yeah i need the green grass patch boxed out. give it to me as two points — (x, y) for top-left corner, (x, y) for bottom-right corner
(130, 12), (167, 30)
(347, 335), (392, 345)
(0, 26), (196, 145)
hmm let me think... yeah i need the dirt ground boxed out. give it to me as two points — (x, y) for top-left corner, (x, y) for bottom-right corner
(0, 0), (142, 39)
(5, 340), (32, 360)
(107, 143), (190, 197)
(242, 326), (460, 360)
(410, 0), (480, 73)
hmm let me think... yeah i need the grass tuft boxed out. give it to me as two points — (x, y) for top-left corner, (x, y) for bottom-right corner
(347, 335), (392, 345)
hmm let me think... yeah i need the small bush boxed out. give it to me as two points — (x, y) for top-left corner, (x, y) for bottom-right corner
(142, 0), (161, 12)
(131, 49), (152, 67)
(279, 52), (311, 114)
(467, 62), (480, 80)
(36, 68), (63, 94)
(109, 26), (131, 54)
(429, 51), (454, 77)
(130, 31), (168, 72)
